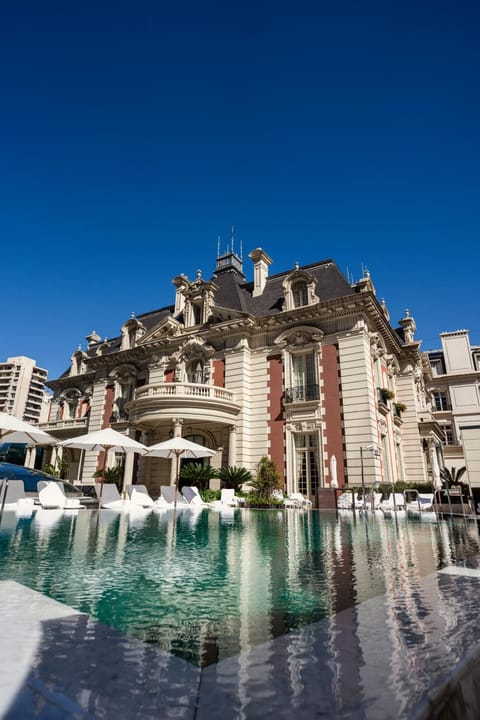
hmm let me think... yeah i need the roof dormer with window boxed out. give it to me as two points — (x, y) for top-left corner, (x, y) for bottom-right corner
(121, 314), (146, 351)
(282, 266), (319, 311)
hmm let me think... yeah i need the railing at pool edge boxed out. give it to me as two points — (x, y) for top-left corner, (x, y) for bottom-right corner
(0, 477), (8, 519)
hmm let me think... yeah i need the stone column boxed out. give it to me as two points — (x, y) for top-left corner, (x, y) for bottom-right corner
(24, 446), (36, 469)
(228, 425), (236, 467)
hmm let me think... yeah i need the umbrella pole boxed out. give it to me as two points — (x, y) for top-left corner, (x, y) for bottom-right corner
(99, 444), (111, 503)
(174, 452), (180, 511)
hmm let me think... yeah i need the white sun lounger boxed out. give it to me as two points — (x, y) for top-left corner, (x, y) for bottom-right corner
(0, 479), (36, 515)
(288, 492), (313, 509)
(160, 486), (189, 507)
(126, 484), (155, 508)
(182, 486), (208, 507)
(95, 483), (126, 510)
(38, 482), (83, 510)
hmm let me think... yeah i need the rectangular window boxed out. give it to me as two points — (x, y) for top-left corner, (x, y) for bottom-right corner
(433, 391), (449, 411)
(442, 424), (455, 445)
(430, 359), (445, 376)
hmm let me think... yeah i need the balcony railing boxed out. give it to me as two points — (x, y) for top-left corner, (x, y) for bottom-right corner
(284, 384), (320, 403)
(135, 382), (236, 403)
(40, 416), (89, 432)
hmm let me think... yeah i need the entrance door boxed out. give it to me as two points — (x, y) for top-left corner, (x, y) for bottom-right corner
(294, 433), (320, 503)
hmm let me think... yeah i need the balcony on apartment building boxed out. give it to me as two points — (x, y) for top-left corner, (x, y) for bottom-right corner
(284, 384), (320, 404)
(126, 381), (241, 428)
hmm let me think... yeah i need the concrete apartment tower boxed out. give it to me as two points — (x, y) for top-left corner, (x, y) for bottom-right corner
(0, 356), (49, 424)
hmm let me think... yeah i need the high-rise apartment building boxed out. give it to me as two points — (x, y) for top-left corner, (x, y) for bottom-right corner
(0, 356), (49, 424)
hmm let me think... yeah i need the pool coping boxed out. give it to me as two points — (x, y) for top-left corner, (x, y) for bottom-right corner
(2, 555), (480, 720)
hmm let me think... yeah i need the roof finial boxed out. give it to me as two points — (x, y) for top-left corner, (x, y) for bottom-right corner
(295, 261), (299, 270)
(131, 311), (135, 319)
(217, 235), (220, 258)
(231, 225), (235, 254)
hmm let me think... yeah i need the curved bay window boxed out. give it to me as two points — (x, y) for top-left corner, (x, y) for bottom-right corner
(295, 433), (320, 499)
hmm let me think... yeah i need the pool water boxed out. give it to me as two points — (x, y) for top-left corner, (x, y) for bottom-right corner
(1, 507), (479, 667)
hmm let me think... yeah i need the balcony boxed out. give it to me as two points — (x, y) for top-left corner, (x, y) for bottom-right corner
(127, 382), (241, 428)
(284, 384), (320, 404)
(39, 416), (89, 437)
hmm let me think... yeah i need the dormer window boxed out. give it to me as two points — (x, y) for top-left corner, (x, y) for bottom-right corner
(292, 280), (308, 308)
(179, 273), (218, 328)
(121, 315), (146, 351)
(282, 268), (318, 312)
(70, 350), (86, 376)
(192, 303), (202, 326)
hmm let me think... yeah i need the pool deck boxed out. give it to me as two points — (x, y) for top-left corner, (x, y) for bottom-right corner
(2, 558), (480, 720)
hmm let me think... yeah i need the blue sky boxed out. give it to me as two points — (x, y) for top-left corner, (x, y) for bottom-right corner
(2, 0), (479, 380)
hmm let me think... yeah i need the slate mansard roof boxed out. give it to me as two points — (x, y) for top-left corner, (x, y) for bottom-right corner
(53, 253), (383, 381)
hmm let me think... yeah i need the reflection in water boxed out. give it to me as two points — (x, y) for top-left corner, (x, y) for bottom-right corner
(0, 508), (479, 670)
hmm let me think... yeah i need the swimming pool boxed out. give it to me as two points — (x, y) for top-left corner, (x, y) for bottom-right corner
(1, 507), (479, 669)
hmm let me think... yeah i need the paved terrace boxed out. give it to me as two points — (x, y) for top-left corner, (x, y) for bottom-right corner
(2, 559), (480, 720)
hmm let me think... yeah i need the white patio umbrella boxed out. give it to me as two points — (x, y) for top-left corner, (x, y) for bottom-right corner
(144, 437), (216, 510)
(330, 454), (338, 489)
(0, 410), (56, 446)
(59, 428), (148, 500)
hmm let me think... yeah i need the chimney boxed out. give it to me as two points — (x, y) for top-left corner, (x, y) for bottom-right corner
(249, 248), (272, 297)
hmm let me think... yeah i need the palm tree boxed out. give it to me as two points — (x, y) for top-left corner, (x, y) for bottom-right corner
(179, 462), (217, 491)
(440, 466), (467, 489)
(216, 465), (253, 492)
(93, 465), (123, 492)
(43, 457), (69, 479)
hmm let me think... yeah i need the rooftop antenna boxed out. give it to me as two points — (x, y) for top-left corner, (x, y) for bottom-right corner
(239, 236), (243, 259)
(231, 225), (236, 254)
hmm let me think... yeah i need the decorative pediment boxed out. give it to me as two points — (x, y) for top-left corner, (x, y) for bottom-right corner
(139, 316), (182, 344)
(274, 326), (324, 349)
(109, 363), (138, 384)
(172, 337), (216, 364)
(59, 387), (82, 402)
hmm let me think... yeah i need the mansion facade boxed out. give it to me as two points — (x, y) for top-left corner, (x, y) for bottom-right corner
(40, 247), (445, 503)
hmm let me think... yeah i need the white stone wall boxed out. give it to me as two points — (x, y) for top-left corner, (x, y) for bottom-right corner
(394, 372), (427, 485)
(82, 380), (107, 482)
(337, 328), (380, 486)
(224, 343), (269, 472)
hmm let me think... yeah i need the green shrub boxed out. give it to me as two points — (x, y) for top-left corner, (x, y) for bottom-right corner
(199, 489), (221, 503)
(245, 493), (283, 507)
(249, 456), (281, 500)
